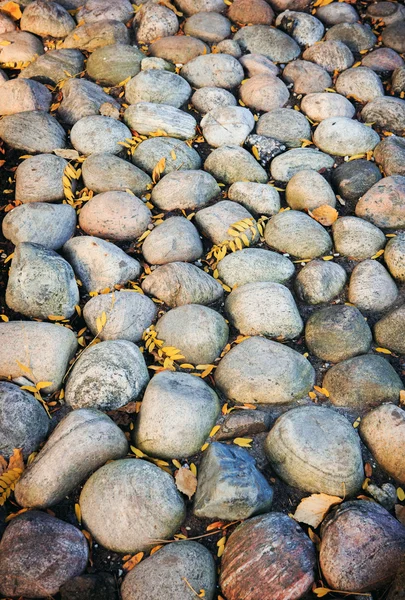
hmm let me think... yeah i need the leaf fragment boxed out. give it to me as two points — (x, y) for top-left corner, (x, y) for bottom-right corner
(293, 493), (343, 528)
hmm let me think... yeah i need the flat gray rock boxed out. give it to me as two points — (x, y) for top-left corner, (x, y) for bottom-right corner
(191, 86), (237, 114)
(374, 304), (405, 354)
(270, 148), (334, 182)
(86, 43), (144, 86)
(70, 115), (132, 156)
(217, 247), (294, 287)
(142, 216), (203, 265)
(63, 20), (130, 51)
(19, 48), (84, 85)
(234, 24), (300, 63)
(384, 233), (405, 281)
(348, 259), (398, 314)
(184, 11), (231, 43)
(124, 102), (196, 140)
(195, 200), (259, 245)
(134, 3), (179, 44)
(201, 106), (254, 147)
(15, 154), (67, 203)
(0, 110), (66, 153)
(286, 169), (336, 210)
(275, 10), (324, 47)
(125, 69), (191, 108)
(332, 216), (386, 260)
(239, 74), (289, 112)
(295, 260), (347, 305)
(58, 78), (119, 125)
(355, 175), (405, 229)
(0, 78), (51, 115)
(283, 59), (332, 94)
(228, 182), (280, 216)
(181, 54), (244, 89)
(325, 22), (376, 53)
(361, 97), (405, 135)
(132, 137), (201, 175)
(204, 145), (268, 184)
(81, 153), (152, 196)
(313, 117), (380, 157)
(151, 169), (219, 211)
(303, 40), (354, 73)
(256, 108), (310, 148)
(300, 92), (355, 122)
(335, 67), (384, 103)
(21, 0), (75, 38)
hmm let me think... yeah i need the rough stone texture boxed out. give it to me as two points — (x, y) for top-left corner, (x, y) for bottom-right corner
(204, 146), (268, 184)
(355, 176), (405, 229)
(195, 200), (259, 245)
(191, 87), (237, 114)
(362, 47), (404, 72)
(335, 67), (384, 103)
(270, 148), (334, 182)
(81, 153), (152, 196)
(0, 31), (44, 65)
(151, 170), (219, 211)
(331, 159), (382, 203)
(392, 66), (405, 94)
(374, 304), (405, 354)
(215, 336), (315, 404)
(314, 117), (380, 157)
(240, 54), (279, 77)
(217, 248), (295, 287)
(301, 92), (355, 122)
(275, 10), (324, 47)
(324, 356), (403, 409)
(216, 409), (271, 441)
(134, 371), (220, 459)
(184, 11), (231, 43)
(362, 97), (405, 135)
(348, 260), (398, 314)
(286, 170), (336, 210)
(316, 2), (359, 25)
(15, 154), (67, 204)
(303, 40), (354, 73)
(0, 110), (66, 153)
(58, 78), (120, 125)
(234, 24), (300, 63)
(155, 304), (229, 365)
(19, 48), (84, 85)
(76, 0), (134, 23)
(63, 21), (130, 51)
(0, 13), (15, 34)
(125, 103), (197, 141)
(15, 409), (128, 508)
(220, 513), (316, 600)
(132, 137), (201, 175)
(125, 69), (191, 108)
(0, 512), (88, 599)
(366, 1), (405, 25)
(332, 216), (386, 260)
(181, 54), (244, 89)
(325, 22), (376, 53)
(175, 0), (226, 13)
(283, 59), (332, 94)
(239, 74), (290, 113)
(228, 182), (280, 216)
(142, 217), (203, 265)
(134, 3), (179, 44)
(21, 0), (75, 38)
(265, 405), (364, 496)
(305, 305), (372, 363)
(80, 459), (185, 553)
(86, 44), (144, 86)
(228, 0), (274, 26)
(384, 234), (405, 281)
(295, 260), (347, 305)
(382, 20), (405, 54)
(201, 106), (254, 147)
(374, 136), (405, 177)
(0, 78), (51, 115)
(150, 35), (209, 64)
(256, 108), (310, 148)
(65, 340), (149, 411)
(70, 115), (132, 156)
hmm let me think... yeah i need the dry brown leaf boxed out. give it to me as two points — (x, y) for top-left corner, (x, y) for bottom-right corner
(8, 448), (24, 472)
(293, 493), (343, 528)
(309, 205), (339, 227)
(123, 551), (144, 572)
(0, 455), (7, 476)
(175, 467), (197, 499)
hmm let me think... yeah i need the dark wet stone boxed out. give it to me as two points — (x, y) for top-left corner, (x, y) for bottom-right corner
(244, 134), (286, 167)
(331, 159), (382, 203)
(60, 573), (118, 600)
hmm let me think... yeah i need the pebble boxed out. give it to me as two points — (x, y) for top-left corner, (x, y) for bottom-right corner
(65, 340), (149, 411)
(381, 20), (405, 54)
(217, 247), (295, 287)
(81, 152), (152, 196)
(325, 22), (377, 53)
(19, 48), (85, 85)
(286, 169), (336, 210)
(331, 158), (382, 203)
(201, 106), (254, 147)
(216, 409), (271, 441)
(384, 233), (405, 280)
(191, 87), (236, 114)
(270, 148), (335, 182)
(134, 371), (220, 459)
(151, 169), (219, 211)
(316, 2), (359, 25)
(392, 66), (405, 94)
(301, 92), (354, 122)
(194, 442), (273, 520)
(63, 21), (130, 51)
(63, 236), (141, 293)
(0, 381), (49, 460)
(295, 260), (347, 304)
(132, 137), (201, 175)
(142, 216), (203, 265)
(362, 47), (404, 72)
(149, 35), (209, 64)
(0, 512), (88, 599)
(305, 304), (372, 362)
(348, 259), (398, 314)
(225, 281), (303, 339)
(374, 304), (405, 354)
(83, 291), (157, 343)
(275, 10), (324, 47)
(219, 512), (316, 600)
(336, 67), (384, 104)
(0, 321), (77, 393)
(15, 409), (128, 508)
(121, 542), (216, 600)
(86, 44), (144, 86)
(134, 3), (179, 44)
(320, 501), (405, 591)
(80, 459), (185, 553)
(228, 182), (280, 216)
(332, 216), (386, 260)
(283, 59), (332, 94)
(181, 54), (244, 89)
(374, 135), (405, 177)
(264, 210), (332, 259)
(0, 31), (44, 64)
(76, 0), (134, 23)
(204, 145), (268, 184)
(0, 78), (51, 115)
(215, 336), (315, 404)
(155, 304), (229, 365)
(234, 24), (300, 63)
(239, 74), (290, 112)
(355, 175), (405, 229)
(266, 405), (363, 495)
(228, 0), (274, 25)
(314, 116), (380, 157)
(20, 0), (75, 39)
(239, 54), (279, 77)
(58, 78), (119, 125)
(70, 115), (131, 156)
(6, 242), (79, 319)
(256, 108), (310, 148)
(323, 355), (403, 409)
(361, 97), (405, 135)
(15, 154), (67, 203)
(366, 1), (405, 25)
(195, 200), (259, 245)
(125, 69), (191, 108)
(0, 110), (66, 153)
(184, 11), (231, 43)
(303, 40), (354, 73)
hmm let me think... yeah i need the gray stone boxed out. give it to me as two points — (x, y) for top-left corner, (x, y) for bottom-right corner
(194, 442), (273, 520)
(228, 182), (280, 216)
(0, 321), (77, 393)
(225, 281), (303, 339)
(195, 200), (259, 245)
(286, 169), (336, 210)
(335, 67), (384, 103)
(204, 146), (268, 184)
(76, 0), (134, 23)
(283, 59), (332, 94)
(191, 87), (237, 114)
(303, 40), (354, 73)
(0, 78), (51, 115)
(184, 11), (231, 43)
(270, 148), (335, 182)
(332, 216), (386, 260)
(0, 110), (66, 153)
(215, 336), (315, 404)
(305, 305), (372, 362)
(256, 108), (310, 149)
(0, 31), (44, 64)
(331, 159), (382, 203)
(316, 2), (359, 25)
(142, 262), (223, 307)
(215, 39), (242, 58)
(125, 69), (191, 108)
(392, 66), (405, 94)
(15, 154), (67, 203)
(63, 236), (141, 293)
(264, 210), (332, 259)
(86, 44), (144, 86)
(325, 22), (376, 53)
(81, 153), (152, 196)
(149, 35), (209, 64)
(384, 234), (405, 281)
(15, 409), (128, 508)
(0, 512), (88, 599)
(374, 135), (405, 177)
(366, 1), (405, 26)
(180, 54), (244, 89)
(362, 48), (404, 73)
(57, 78), (119, 125)
(314, 117), (380, 157)
(142, 217), (203, 265)
(83, 291), (157, 343)
(275, 10), (324, 47)
(323, 355), (403, 409)
(140, 56), (175, 72)
(239, 74), (290, 112)
(80, 459), (185, 553)
(124, 102), (196, 140)
(295, 260), (347, 305)
(381, 20), (405, 54)
(234, 24), (300, 63)
(201, 106), (254, 147)
(66, 340), (149, 411)
(121, 542), (216, 600)
(216, 409), (271, 440)
(355, 176), (405, 229)
(361, 97), (405, 135)
(301, 92), (355, 122)
(19, 48), (84, 85)
(134, 3), (179, 44)
(134, 371), (220, 459)
(375, 304), (405, 354)
(151, 169), (219, 211)
(70, 115), (131, 156)
(265, 405), (364, 496)
(21, 0), (75, 38)
(132, 137), (201, 175)
(348, 259), (398, 314)
(217, 247), (294, 287)
(239, 53), (279, 77)
(0, 382), (49, 460)
(155, 304), (229, 365)
(78, 191), (152, 241)
(63, 20), (130, 51)
(174, 0), (226, 14)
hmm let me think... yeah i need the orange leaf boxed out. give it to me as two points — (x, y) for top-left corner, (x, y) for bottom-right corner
(8, 448), (24, 472)
(123, 552), (144, 572)
(309, 205), (338, 227)
(175, 467), (197, 499)
(1, 1), (22, 20)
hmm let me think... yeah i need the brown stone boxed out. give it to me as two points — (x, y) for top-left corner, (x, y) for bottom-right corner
(149, 36), (209, 64)
(239, 74), (289, 113)
(216, 409), (271, 441)
(355, 175), (405, 229)
(283, 59), (332, 94)
(228, 0), (274, 25)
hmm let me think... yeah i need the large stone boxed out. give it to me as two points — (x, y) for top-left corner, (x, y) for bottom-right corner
(270, 148), (334, 182)
(63, 236), (141, 293)
(275, 10), (324, 47)
(362, 48), (404, 72)
(217, 248), (294, 287)
(303, 40), (354, 73)
(295, 260), (346, 305)
(125, 69), (191, 108)
(0, 321), (77, 393)
(0, 78), (51, 115)
(316, 2), (359, 25)
(381, 20), (405, 54)
(286, 169), (336, 210)
(58, 78), (119, 125)
(195, 200), (259, 245)
(181, 54), (243, 89)
(228, 182), (280, 216)
(229, 0), (274, 25)
(283, 59), (332, 94)
(348, 260), (398, 314)
(331, 159), (382, 203)
(132, 137), (201, 175)
(300, 92), (355, 122)
(134, 3), (179, 44)
(184, 11), (231, 43)
(0, 512), (88, 599)
(80, 459), (185, 553)
(374, 305), (405, 355)
(142, 217), (203, 265)
(324, 356), (403, 409)
(313, 117), (380, 157)
(76, 0), (134, 23)
(124, 102), (196, 140)
(239, 74), (289, 113)
(234, 24), (300, 63)
(374, 135), (405, 177)
(332, 216), (386, 260)
(19, 48), (84, 85)
(265, 405), (364, 496)
(0, 31), (44, 64)
(155, 304), (229, 365)
(0, 110), (66, 153)
(384, 234), (405, 281)
(0, 12), (15, 34)
(151, 169), (219, 211)
(361, 97), (405, 135)
(15, 409), (128, 508)
(81, 153), (152, 196)
(0, 382), (49, 460)
(86, 44), (144, 86)
(366, 1), (405, 25)
(201, 106), (254, 147)
(63, 20), (130, 51)
(15, 154), (67, 203)
(335, 67), (384, 103)
(21, 0), (74, 38)
(240, 53), (279, 77)
(325, 22), (376, 53)
(215, 336), (315, 404)
(305, 305), (372, 362)
(256, 108), (310, 148)
(149, 36), (209, 64)
(204, 145), (268, 184)
(134, 371), (220, 459)
(355, 176), (405, 229)
(174, 0), (226, 14)
(70, 115), (132, 155)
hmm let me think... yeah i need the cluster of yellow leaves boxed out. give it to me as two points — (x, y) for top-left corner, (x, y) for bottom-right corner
(15, 360), (53, 416)
(0, 448), (24, 506)
(0, 1), (22, 19)
(143, 325), (184, 372)
(152, 157), (166, 183)
(130, 445), (171, 473)
(63, 162), (81, 207)
(118, 135), (145, 157)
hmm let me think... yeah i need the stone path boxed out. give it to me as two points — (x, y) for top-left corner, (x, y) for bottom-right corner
(0, 0), (405, 599)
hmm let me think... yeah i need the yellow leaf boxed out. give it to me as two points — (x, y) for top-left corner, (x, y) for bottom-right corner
(4, 253), (14, 263)
(35, 381), (53, 391)
(180, 363), (195, 369)
(252, 145), (260, 160)
(152, 157), (166, 184)
(217, 535), (226, 547)
(209, 425), (220, 438)
(293, 493), (343, 528)
(170, 150), (177, 160)
(150, 544), (163, 555)
(397, 487), (405, 501)
(123, 552), (144, 572)
(400, 390), (405, 405)
(75, 503), (81, 524)
(190, 463), (197, 476)
(201, 442), (209, 451)
(233, 438), (252, 448)
(217, 544), (225, 557)
(130, 446), (146, 458)
(322, 256), (334, 261)
(0, 315), (9, 322)
(301, 139), (314, 147)
(309, 391), (317, 400)
(309, 205), (338, 227)
(15, 360), (32, 375)
(353, 417), (361, 428)
(313, 588), (331, 598)
(1, 1), (22, 20)
(371, 249), (384, 259)
(375, 347), (392, 355)
(101, 311), (107, 327)
(21, 386), (38, 393)
(175, 467), (197, 499)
